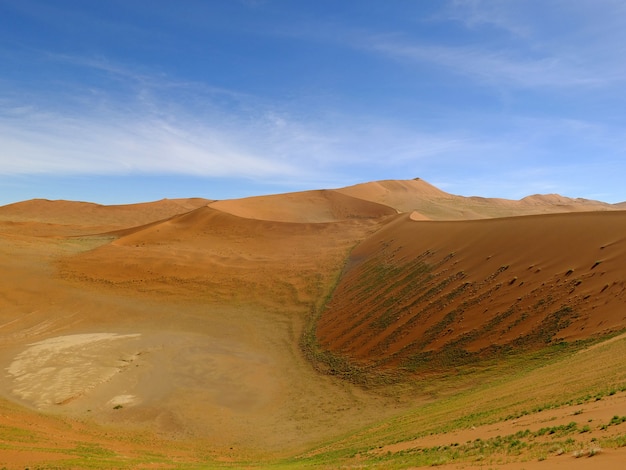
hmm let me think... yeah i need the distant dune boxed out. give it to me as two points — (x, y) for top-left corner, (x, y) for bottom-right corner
(336, 178), (618, 220)
(0, 197), (211, 236)
(209, 189), (397, 222)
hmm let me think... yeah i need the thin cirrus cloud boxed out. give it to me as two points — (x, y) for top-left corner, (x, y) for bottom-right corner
(0, 104), (303, 179)
(369, 41), (605, 89)
(361, 0), (626, 90)
(0, 53), (312, 180)
(1, 57), (623, 203)
(0, 53), (481, 184)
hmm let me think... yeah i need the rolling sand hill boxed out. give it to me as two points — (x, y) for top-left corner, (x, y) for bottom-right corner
(1, 179), (626, 469)
(336, 178), (617, 219)
(0, 197), (211, 236)
(209, 188), (397, 222)
(58, 203), (390, 307)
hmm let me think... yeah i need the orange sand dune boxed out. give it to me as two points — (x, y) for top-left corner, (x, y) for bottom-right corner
(317, 210), (626, 370)
(336, 178), (617, 219)
(60, 204), (388, 308)
(0, 197), (211, 236)
(209, 188), (397, 222)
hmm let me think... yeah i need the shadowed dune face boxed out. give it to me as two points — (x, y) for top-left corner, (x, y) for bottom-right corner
(317, 211), (626, 371)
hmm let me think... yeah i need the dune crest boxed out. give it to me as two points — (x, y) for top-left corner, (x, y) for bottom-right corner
(337, 178), (617, 219)
(0, 198), (211, 236)
(209, 189), (397, 222)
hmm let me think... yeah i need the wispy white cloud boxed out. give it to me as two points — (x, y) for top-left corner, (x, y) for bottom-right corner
(362, 0), (626, 90)
(0, 52), (490, 184)
(0, 52), (323, 180)
(2, 55), (624, 201)
(445, 0), (533, 37)
(0, 106), (302, 179)
(370, 40), (606, 89)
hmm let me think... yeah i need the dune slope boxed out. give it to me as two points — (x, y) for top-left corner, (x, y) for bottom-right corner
(209, 188), (397, 222)
(317, 211), (626, 372)
(59, 204), (390, 308)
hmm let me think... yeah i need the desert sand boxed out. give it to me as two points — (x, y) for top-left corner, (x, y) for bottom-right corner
(1, 178), (625, 469)
(317, 211), (626, 369)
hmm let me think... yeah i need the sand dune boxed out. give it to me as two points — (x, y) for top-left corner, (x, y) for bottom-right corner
(209, 188), (397, 222)
(0, 197), (211, 236)
(336, 178), (617, 219)
(1, 178), (626, 468)
(59, 205), (386, 308)
(317, 210), (626, 370)
(0, 199), (401, 456)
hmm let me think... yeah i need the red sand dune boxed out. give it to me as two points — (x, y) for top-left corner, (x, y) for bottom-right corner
(317, 210), (626, 371)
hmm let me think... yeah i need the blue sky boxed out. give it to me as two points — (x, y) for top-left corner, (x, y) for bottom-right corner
(1, 0), (625, 205)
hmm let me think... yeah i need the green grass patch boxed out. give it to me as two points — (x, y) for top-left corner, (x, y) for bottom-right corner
(284, 332), (626, 468)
